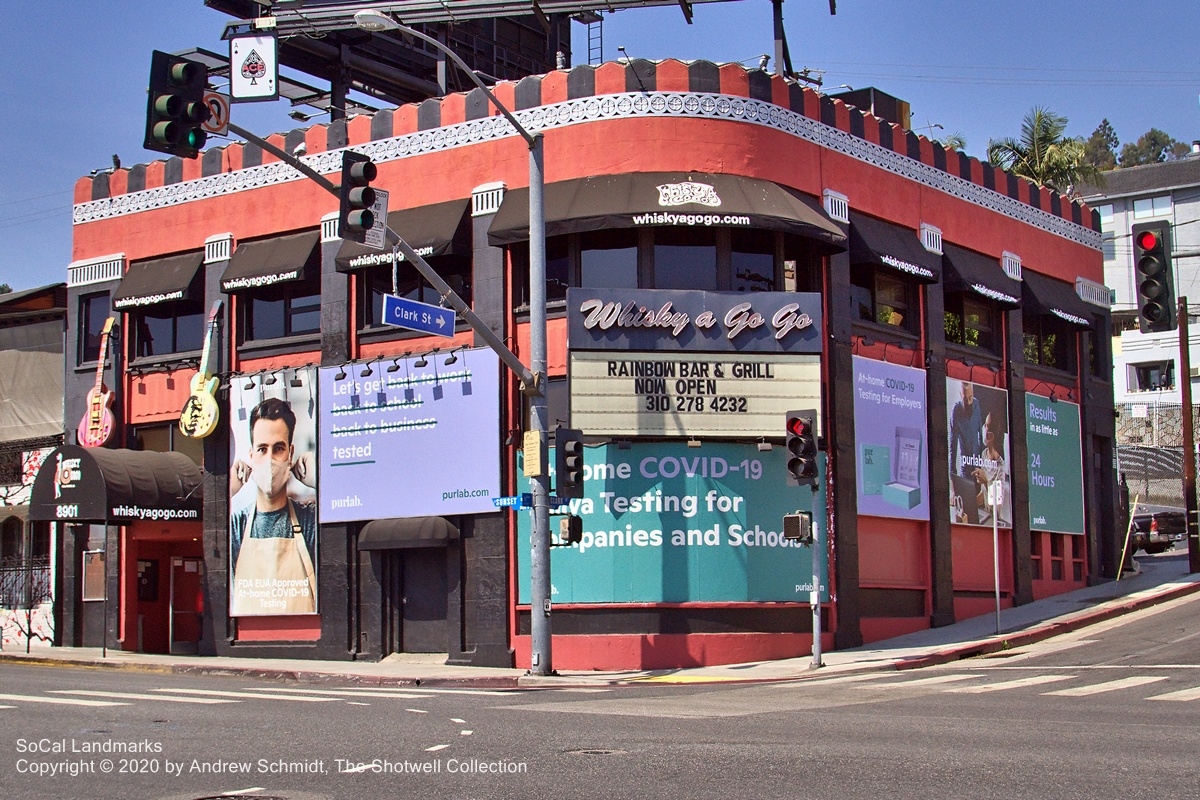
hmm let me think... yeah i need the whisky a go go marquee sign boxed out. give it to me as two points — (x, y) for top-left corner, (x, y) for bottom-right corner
(566, 289), (824, 438)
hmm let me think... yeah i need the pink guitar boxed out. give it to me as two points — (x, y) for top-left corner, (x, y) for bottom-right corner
(77, 317), (117, 447)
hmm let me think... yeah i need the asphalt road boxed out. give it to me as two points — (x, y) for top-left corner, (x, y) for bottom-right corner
(2, 593), (1199, 800)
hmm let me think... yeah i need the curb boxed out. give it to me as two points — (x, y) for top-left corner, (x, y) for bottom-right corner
(894, 579), (1200, 670)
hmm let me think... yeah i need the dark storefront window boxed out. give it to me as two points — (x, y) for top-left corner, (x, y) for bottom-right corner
(243, 275), (321, 341)
(944, 295), (998, 352)
(580, 230), (638, 289)
(361, 256), (472, 330)
(513, 237), (570, 308)
(78, 292), (111, 364)
(653, 228), (717, 290)
(1023, 316), (1076, 372)
(851, 265), (917, 332)
(133, 299), (205, 357)
(731, 230), (776, 292)
(135, 423), (203, 466)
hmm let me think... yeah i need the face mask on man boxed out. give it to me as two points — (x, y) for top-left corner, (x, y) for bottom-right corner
(251, 457), (291, 498)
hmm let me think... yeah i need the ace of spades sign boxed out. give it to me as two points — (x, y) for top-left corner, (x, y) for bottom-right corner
(241, 50), (266, 84)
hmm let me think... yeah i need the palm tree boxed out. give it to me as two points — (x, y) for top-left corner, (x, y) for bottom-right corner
(986, 107), (1101, 194)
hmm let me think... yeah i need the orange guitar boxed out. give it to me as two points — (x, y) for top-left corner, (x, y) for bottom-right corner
(179, 301), (223, 439)
(77, 317), (117, 447)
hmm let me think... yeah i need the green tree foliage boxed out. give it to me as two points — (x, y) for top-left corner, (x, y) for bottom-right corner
(939, 131), (967, 152)
(987, 107), (1101, 193)
(1119, 128), (1190, 166)
(1083, 119), (1119, 171)
(0, 283), (11, 294)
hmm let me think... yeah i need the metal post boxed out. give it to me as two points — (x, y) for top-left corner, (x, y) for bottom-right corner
(528, 135), (553, 674)
(810, 485), (822, 668)
(1178, 298), (1200, 573)
(991, 480), (1002, 635)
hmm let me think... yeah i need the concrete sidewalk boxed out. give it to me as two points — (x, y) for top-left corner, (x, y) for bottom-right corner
(2, 553), (1197, 688)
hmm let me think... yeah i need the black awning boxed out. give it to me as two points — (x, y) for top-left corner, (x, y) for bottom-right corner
(335, 198), (471, 273)
(942, 243), (1022, 306)
(112, 252), (204, 310)
(1022, 270), (1096, 329)
(28, 446), (203, 523)
(487, 172), (847, 252)
(220, 231), (319, 292)
(849, 213), (940, 283)
(358, 517), (460, 549)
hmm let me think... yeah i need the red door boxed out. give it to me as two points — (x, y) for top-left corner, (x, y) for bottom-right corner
(170, 557), (203, 654)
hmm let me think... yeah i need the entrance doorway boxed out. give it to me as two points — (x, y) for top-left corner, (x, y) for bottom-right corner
(380, 547), (448, 654)
(169, 557), (203, 655)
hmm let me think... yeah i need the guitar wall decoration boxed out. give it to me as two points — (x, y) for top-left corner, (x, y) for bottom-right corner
(77, 317), (117, 447)
(179, 300), (224, 439)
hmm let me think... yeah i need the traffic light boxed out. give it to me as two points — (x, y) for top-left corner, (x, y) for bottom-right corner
(144, 51), (210, 159)
(559, 515), (583, 546)
(785, 410), (819, 486)
(1132, 221), (1176, 333)
(555, 427), (585, 499)
(339, 151), (378, 243)
(783, 512), (813, 544)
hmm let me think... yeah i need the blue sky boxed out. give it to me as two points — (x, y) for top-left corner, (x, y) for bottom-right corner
(1, 0), (1198, 292)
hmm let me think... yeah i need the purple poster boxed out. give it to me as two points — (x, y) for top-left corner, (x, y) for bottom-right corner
(852, 356), (929, 520)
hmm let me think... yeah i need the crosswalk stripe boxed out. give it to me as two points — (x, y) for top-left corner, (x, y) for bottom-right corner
(239, 687), (426, 699)
(945, 675), (1073, 693)
(51, 690), (238, 704)
(151, 689), (337, 702)
(1042, 676), (1169, 697)
(0, 705), (14, 709)
(0, 692), (127, 707)
(1148, 686), (1200, 702)
(869, 674), (983, 688)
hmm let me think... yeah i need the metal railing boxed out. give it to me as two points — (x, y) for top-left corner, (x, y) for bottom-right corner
(0, 555), (52, 610)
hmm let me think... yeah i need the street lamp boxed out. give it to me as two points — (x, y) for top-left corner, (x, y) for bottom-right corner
(354, 10), (555, 676)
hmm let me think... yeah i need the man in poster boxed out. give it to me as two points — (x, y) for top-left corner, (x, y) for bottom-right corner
(229, 397), (318, 616)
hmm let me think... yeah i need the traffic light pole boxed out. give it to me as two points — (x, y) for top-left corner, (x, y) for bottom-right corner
(810, 484), (823, 669)
(1178, 298), (1200, 574)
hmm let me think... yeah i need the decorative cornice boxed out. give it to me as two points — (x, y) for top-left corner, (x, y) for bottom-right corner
(74, 92), (1100, 250)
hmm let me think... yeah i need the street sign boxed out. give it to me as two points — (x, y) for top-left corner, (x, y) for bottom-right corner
(363, 188), (388, 250)
(381, 293), (456, 337)
(202, 91), (230, 136)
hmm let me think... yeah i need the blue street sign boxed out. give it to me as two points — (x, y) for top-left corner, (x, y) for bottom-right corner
(381, 294), (456, 337)
(493, 496), (522, 508)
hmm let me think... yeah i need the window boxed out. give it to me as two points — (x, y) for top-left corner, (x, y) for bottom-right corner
(851, 264), (916, 331)
(581, 230), (638, 290)
(512, 236), (569, 308)
(135, 423), (203, 466)
(0, 450), (19, 484)
(0, 518), (50, 609)
(133, 298), (205, 357)
(652, 228), (717, 290)
(944, 295), (998, 351)
(1023, 316), (1076, 372)
(243, 276), (321, 341)
(361, 256), (472, 330)
(731, 230), (776, 292)
(1095, 204), (1113, 230)
(1101, 232), (1116, 262)
(1132, 195), (1170, 220)
(1129, 361), (1174, 392)
(78, 292), (111, 364)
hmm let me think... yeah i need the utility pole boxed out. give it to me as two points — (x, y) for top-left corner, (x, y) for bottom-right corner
(1178, 298), (1200, 574)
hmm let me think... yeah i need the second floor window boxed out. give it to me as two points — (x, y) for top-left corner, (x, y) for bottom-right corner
(133, 299), (204, 357)
(244, 276), (321, 341)
(944, 295), (998, 352)
(851, 265), (917, 332)
(78, 292), (111, 365)
(1023, 316), (1076, 372)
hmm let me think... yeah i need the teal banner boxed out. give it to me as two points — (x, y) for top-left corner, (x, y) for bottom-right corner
(1026, 393), (1085, 535)
(517, 441), (828, 604)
